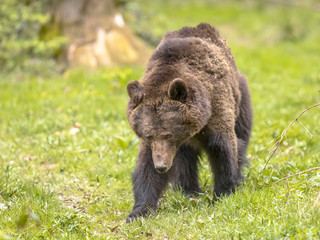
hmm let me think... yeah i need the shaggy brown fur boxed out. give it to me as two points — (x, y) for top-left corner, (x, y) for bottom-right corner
(126, 23), (253, 222)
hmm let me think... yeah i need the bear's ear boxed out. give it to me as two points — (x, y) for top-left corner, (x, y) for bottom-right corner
(127, 80), (144, 106)
(168, 78), (188, 102)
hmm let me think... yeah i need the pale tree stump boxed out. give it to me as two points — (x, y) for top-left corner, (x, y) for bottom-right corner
(50, 0), (150, 68)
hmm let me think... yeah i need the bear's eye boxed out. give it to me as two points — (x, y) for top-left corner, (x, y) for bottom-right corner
(163, 134), (173, 140)
(145, 135), (153, 141)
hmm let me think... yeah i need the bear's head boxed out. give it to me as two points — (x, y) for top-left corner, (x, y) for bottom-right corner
(127, 78), (211, 173)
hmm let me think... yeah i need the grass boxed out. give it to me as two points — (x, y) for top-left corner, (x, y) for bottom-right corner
(1, 1), (320, 239)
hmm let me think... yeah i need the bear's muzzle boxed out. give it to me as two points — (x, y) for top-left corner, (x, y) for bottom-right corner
(151, 140), (176, 173)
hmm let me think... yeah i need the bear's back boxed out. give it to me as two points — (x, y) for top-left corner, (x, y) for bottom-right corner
(148, 23), (236, 72)
(142, 23), (239, 103)
(164, 23), (226, 50)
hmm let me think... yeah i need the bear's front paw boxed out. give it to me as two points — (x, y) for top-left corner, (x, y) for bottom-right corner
(126, 208), (153, 223)
(126, 212), (139, 223)
(212, 184), (236, 202)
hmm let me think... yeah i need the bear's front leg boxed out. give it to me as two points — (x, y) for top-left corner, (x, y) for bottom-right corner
(171, 144), (203, 197)
(206, 131), (240, 200)
(126, 143), (169, 223)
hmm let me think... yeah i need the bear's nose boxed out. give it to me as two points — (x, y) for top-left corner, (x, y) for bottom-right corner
(155, 163), (167, 173)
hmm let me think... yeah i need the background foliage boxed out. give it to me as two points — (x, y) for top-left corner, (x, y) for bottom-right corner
(0, 0), (65, 71)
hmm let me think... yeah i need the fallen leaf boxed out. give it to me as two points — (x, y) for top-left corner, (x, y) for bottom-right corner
(69, 127), (80, 135)
(23, 156), (32, 161)
(109, 225), (119, 232)
(197, 218), (204, 223)
(69, 123), (82, 135)
(29, 213), (40, 226)
(76, 149), (91, 153)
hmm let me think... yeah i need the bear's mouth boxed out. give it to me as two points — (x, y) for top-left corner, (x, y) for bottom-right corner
(154, 162), (168, 173)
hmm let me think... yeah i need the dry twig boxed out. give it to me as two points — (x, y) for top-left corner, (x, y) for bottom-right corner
(274, 167), (320, 183)
(262, 103), (320, 172)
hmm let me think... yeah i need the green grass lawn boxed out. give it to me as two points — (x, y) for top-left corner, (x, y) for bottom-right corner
(1, 1), (320, 239)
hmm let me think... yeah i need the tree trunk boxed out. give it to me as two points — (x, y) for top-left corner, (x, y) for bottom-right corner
(50, 0), (150, 68)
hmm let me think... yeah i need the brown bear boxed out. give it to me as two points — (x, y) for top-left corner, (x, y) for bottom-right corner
(126, 23), (253, 222)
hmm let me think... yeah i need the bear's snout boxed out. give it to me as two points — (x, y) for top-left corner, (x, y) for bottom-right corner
(151, 140), (176, 173)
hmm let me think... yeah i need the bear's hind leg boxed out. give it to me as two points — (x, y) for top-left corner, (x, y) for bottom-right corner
(171, 144), (203, 197)
(126, 143), (169, 223)
(235, 74), (253, 181)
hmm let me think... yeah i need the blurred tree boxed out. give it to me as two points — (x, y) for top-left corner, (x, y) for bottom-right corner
(0, 0), (150, 71)
(0, 0), (65, 71)
(48, 0), (150, 68)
